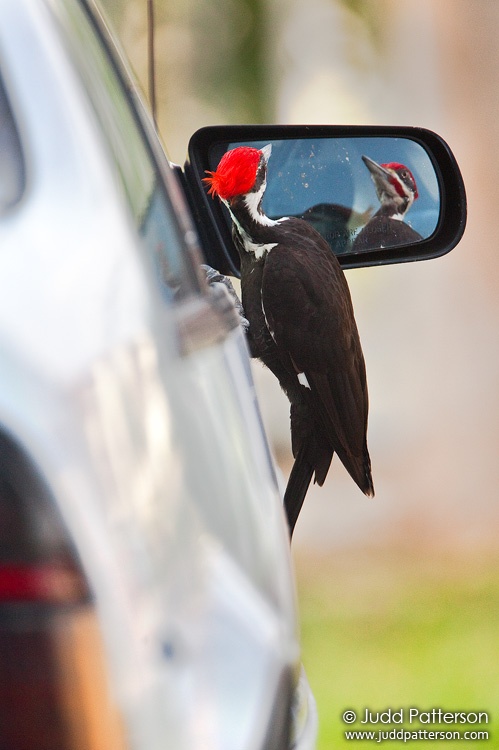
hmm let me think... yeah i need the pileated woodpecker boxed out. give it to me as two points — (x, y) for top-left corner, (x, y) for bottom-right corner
(204, 145), (374, 536)
(353, 156), (422, 252)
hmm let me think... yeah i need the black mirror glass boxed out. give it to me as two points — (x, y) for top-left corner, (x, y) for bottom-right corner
(186, 125), (466, 275)
(211, 137), (439, 256)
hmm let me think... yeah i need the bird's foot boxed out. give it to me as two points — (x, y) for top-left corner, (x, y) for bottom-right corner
(202, 264), (249, 330)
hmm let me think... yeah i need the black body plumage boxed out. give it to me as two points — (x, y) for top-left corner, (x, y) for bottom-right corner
(237, 214), (373, 535)
(353, 211), (423, 250)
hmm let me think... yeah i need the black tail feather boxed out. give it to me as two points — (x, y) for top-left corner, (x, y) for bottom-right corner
(283, 449), (315, 538)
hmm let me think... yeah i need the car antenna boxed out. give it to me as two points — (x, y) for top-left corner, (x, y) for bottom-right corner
(147, 0), (157, 128)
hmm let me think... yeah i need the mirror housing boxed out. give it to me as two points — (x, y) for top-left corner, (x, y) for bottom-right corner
(184, 125), (466, 276)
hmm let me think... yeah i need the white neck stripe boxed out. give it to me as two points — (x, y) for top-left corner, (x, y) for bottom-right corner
(243, 184), (279, 227)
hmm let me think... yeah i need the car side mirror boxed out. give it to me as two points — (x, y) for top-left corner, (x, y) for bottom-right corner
(184, 125), (466, 276)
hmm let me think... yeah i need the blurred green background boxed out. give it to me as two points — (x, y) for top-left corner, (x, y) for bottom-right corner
(296, 546), (499, 747)
(99, 1), (499, 746)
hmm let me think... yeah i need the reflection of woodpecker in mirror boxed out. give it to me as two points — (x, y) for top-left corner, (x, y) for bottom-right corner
(353, 156), (423, 251)
(204, 146), (374, 537)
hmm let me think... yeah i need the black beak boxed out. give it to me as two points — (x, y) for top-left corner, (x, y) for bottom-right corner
(362, 155), (391, 185)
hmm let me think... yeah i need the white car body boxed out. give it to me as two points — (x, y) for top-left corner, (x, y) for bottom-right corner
(0, 0), (316, 748)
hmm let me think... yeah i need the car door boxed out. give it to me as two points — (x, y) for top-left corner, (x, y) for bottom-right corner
(0, 1), (302, 748)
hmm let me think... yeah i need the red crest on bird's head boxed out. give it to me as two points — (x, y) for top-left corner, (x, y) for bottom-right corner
(203, 146), (263, 201)
(381, 162), (419, 200)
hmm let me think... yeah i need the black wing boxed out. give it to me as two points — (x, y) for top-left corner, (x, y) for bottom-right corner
(261, 219), (373, 497)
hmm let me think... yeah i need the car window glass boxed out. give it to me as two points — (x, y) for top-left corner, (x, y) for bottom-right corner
(0, 75), (25, 213)
(56, 0), (199, 301)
